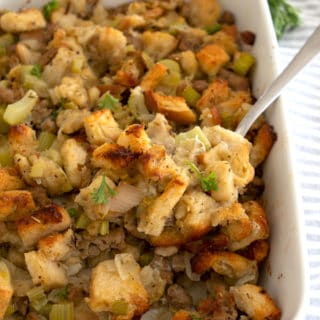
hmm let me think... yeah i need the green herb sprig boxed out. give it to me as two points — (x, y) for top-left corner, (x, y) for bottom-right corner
(268, 0), (301, 39)
(186, 161), (218, 192)
(97, 93), (120, 111)
(30, 64), (42, 78)
(91, 174), (116, 205)
(43, 0), (59, 20)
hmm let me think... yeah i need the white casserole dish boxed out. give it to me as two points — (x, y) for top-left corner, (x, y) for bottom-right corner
(0, 0), (309, 318)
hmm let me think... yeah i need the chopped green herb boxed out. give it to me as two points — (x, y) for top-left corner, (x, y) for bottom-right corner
(186, 161), (218, 192)
(91, 175), (116, 205)
(97, 93), (119, 111)
(67, 208), (78, 218)
(51, 107), (62, 119)
(57, 287), (68, 300)
(30, 64), (42, 78)
(205, 23), (222, 35)
(268, 0), (301, 39)
(43, 0), (59, 20)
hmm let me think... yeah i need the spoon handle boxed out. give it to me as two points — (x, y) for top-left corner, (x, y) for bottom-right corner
(236, 25), (320, 136)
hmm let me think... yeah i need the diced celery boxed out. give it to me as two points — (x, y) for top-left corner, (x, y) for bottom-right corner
(71, 57), (84, 73)
(0, 46), (6, 56)
(0, 107), (10, 134)
(231, 52), (255, 76)
(206, 24), (222, 34)
(30, 162), (45, 178)
(75, 213), (91, 229)
(128, 86), (153, 122)
(139, 252), (154, 267)
(49, 303), (74, 320)
(3, 90), (38, 125)
(175, 126), (211, 150)
(0, 34), (15, 48)
(158, 59), (181, 74)
(4, 303), (16, 316)
(23, 74), (49, 97)
(67, 208), (78, 218)
(27, 286), (48, 311)
(43, 149), (62, 166)
(99, 220), (109, 236)
(111, 300), (129, 315)
(141, 52), (154, 70)
(38, 132), (56, 151)
(182, 86), (201, 108)
(0, 142), (13, 167)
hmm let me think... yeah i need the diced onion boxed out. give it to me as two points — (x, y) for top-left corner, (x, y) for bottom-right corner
(184, 252), (200, 281)
(109, 183), (144, 213)
(114, 253), (140, 281)
(141, 308), (171, 320)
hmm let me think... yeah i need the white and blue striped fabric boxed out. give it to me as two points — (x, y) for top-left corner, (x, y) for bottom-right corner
(277, 1), (320, 318)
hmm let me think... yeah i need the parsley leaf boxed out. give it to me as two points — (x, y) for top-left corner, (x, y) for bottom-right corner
(43, 0), (59, 20)
(205, 24), (222, 35)
(97, 93), (119, 111)
(51, 106), (62, 119)
(67, 208), (78, 218)
(30, 64), (42, 78)
(91, 174), (116, 205)
(186, 161), (218, 192)
(268, 0), (301, 39)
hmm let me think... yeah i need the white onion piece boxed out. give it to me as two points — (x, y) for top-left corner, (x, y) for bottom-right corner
(109, 183), (144, 213)
(141, 307), (171, 320)
(114, 253), (140, 281)
(184, 252), (200, 281)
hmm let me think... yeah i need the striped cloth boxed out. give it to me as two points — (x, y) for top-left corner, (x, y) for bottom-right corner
(277, 1), (320, 319)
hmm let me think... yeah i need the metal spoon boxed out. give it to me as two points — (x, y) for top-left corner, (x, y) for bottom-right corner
(236, 25), (320, 136)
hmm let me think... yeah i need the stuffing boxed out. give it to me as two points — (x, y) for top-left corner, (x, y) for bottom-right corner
(17, 204), (71, 247)
(52, 76), (89, 108)
(8, 124), (38, 156)
(192, 251), (258, 285)
(202, 125), (254, 188)
(209, 30), (238, 55)
(0, 261), (14, 319)
(61, 138), (91, 188)
(0, 9), (46, 33)
(140, 63), (168, 92)
(142, 31), (178, 61)
(98, 27), (127, 66)
(92, 143), (141, 173)
(13, 153), (35, 186)
(250, 123), (276, 168)
(75, 174), (116, 220)
(24, 251), (68, 289)
(137, 174), (188, 236)
(27, 154), (73, 195)
(196, 79), (230, 111)
(196, 44), (230, 76)
(38, 229), (75, 261)
(177, 50), (199, 78)
(15, 43), (41, 65)
(144, 91), (197, 125)
(117, 124), (151, 154)
(183, 0), (221, 28)
(138, 144), (178, 180)
(146, 113), (175, 154)
(211, 202), (253, 244)
(114, 56), (144, 87)
(0, 167), (25, 191)
(88, 255), (149, 318)
(56, 109), (90, 134)
(230, 284), (281, 320)
(239, 240), (269, 263)
(0, 190), (36, 221)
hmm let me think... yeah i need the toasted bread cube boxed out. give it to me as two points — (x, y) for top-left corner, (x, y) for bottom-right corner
(138, 174), (188, 236)
(230, 284), (281, 320)
(8, 124), (37, 156)
(144, 91), (196, 125)
(0, 167), (25, 191)
(250, 123), (276, 168)
(114, 57), (144, 87)
(0, 261), (13, 320)
(88, 258), (149, 317)
(25, 251), (68, 289)
(56, 109), (90, 134)
(17, 204), (71, 247)
(192, 251), (258, 285)
(140, 63), (168, 92)
(38, 229), (74, 261)
(184, 0), (221, 28)
(61, 139), (91, 188)
(117, 124), (151, 154)
(196, 44), (230, 76)
(0, 190), (36, 221)
(92, 143), (140, 172)
(196, 79), (230, 110)
(0, 9), (46, 33)
(142, 31), (178, 61)
(84, 109), (121, 146)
